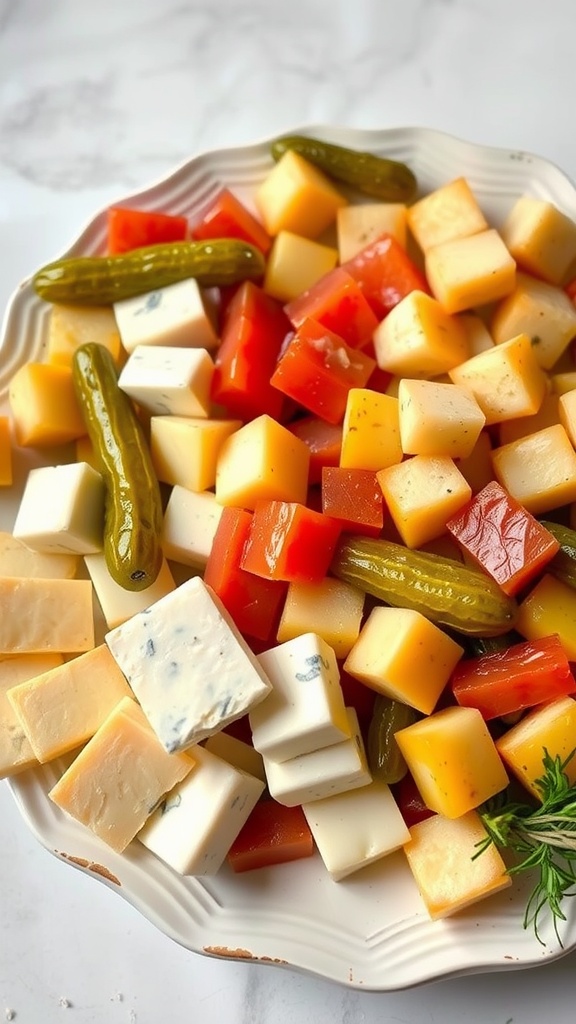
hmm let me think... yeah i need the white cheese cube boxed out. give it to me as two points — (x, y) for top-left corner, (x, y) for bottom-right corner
(84, 553), (176, 631)
(262, 706), (371, 806)
(138, 744), (265, 874)
(105, 577), (272, 753)
(302, 780), (410, 881)
(161, 486), (224, 569)
(113, 279), (218, 355)
(12, 463), (105, 555)
(251, 634), (349, 762)
(204, 731), (266, 783)
(118, 345), (214, 417)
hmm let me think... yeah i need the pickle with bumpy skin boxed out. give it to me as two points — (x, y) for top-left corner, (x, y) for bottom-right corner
(331, 536), (518, 637)
(367, 695), (419, 784)
(34, 239), (265, 305)
(271, 135), (417, 201)
(72, 343), (163, 591)
(540, 520), (576, 590)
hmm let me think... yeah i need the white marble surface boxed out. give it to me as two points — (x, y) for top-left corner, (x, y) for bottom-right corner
(3, 0), (576, 1020)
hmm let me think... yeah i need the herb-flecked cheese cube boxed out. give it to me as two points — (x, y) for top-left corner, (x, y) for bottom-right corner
(113, 279), (218, 354)
(496, 696), (576, 798)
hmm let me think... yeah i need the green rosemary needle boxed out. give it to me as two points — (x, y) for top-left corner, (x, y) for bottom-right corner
(476, 749), (576, 944)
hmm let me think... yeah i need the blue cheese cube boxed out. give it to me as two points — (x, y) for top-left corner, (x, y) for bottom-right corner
(251, 633), (349, 762)
(138, 744), (265, 874)
(161, 486), (224, 569)
(118, 345), (214, 417)
(13, 463), (105, 555)
(113, 279), (218, 354)
(105, 577), (272, 753)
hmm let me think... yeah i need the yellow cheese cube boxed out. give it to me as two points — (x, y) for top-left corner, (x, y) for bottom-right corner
(425, 229), (516, 314)
(0, 653), (63, 777)
(398, 379), (486, 459)
(492, 424), (576, 515)
(215, 413), (310, 510)
(404, 811), (511, 920)
(9, 363), (86, 447)
(150, 416), (241, 492)
(264, 231), (338, 303)
(395, 706), (509, 818)
(373, 291), (469, 377)
(377, 455), (471, 548)
(8, 644), (132, 763)
(49, 696), (194, 853)
(516, 574), (576, 660)
(457, 313), (494, 355)
(0, 532), (78, 580)
(0, 417), (12, 486)
(448, 333), (547, 426)
(344, 607), (463, 714)
(497, 392), (560, 447)
(340, 388), (402, 471)
(407, 177), (488, 253)
(496, 696), (576, 799)
(455, 430), (494, 494)
(277, 578), (365, 659)
(491, 273), (576, 370)
(255, 150), (347, 239)
(559, 388), (576, 447)
(0, 578), (94, 654)
(501, 196), (576, 286)
(47, 304), (122, 366)
(336, 203), (407, 261)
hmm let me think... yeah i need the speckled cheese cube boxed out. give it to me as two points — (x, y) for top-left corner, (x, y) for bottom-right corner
(425, 229), (516, 314)
(407, 177), (488, 253)
(448, 333), (548, 426)
(105, 577), (272, 753)
(0, 653), (63, 777)
(377, 455), (472, 548)
(12, 463), (105, 555)
(372, 291), (469, 378)
(113, 279), (218, 355)
(84, 553), (176, 631)
(138, 744), (265, 874)
(161, 486), (224, 569)
(251, 633), (349, 762)
(118, 345), (214, 417)
(491, 273), (576, 370)
(501, 196), (576, 286)
(302, 780), (410, 881)
(398, 378), (486, 459)
(262, 706), (371, 807)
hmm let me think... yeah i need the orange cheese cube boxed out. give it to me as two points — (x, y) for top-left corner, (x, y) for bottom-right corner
(516, 573), (576, 660)
(277, 578), (364, 659)
(373, 291), (469, 378)
(215, 414), (310, 510)
(559, 388), (576, 447)
(497, 696), (576, 800)
(47, 304), (121, 366)
(264, 231), (338, 303)
(9, 363), (85, 447)
(491, 273), (576, 370)
(340, 389), (402, 471)
(0, 417), (12, 486)
(150, 416), (241, 492)
(491, 424), (576, 515)
(501, 196), (576, 286)
(425, 229), (516, 314)
(407, 177), (488, 253)
(377, 455), (471, 548)
(255, 150), (347, 239)
(448, 334), (548, 426)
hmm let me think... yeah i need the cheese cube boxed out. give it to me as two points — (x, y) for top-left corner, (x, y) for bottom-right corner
(12, 463), (105, 556)
(492, 425), (576, 515)
(516, 574), (576, 660)
(113, 278), (218, 355)
(448, 333), (547, 426)
(263, 706), (371, 806)
(340, 389), (403, 471)
(395, 706), (509, 818)
(0, 417), (12, 486)
(456, 430), (494, 495)
(497, 392), (560, 447)
(105, 577), (272, 752)
(496, 696), (576, 798)
(151, 416), (241, 492)
(9, 363), (86, 447)
(0, 533), (78, 580)
(425, 229), (516, 314)
(302, 780), (410, 881)
(501, 196), (576, 286)
(215, 414), (310, 510)
(264, 231), (338, 303)
(84, 553), (176, 631)
(344, 607), (464, 715)
(559, 388), (576, 447)
(377, 455), (472, 548)
(0, 578), (94, 654)
(491, 273), (576, 369)
(457, 313), (495, 355)
(398, 379), (486, 459)
(204, 731), (266, 783)
(138, 744), (265, 874)
(49, 696), (194, 853)
(255, 149), (347, 239)
(251, 634), (349, 762)
(8, 644), (132, 763)
(161, 486), (224, 569)
(47, 304), (121, 366)
(373, 291), (469, 377)
(552, 372), (576, 395)
(276, 578), (364, 659)
(0, 653), (63, 777)
(118, 346), (214, 417)
(407, 178), (488, 253)
(337, 204), (407, 261)
(404, 811), (511, 919)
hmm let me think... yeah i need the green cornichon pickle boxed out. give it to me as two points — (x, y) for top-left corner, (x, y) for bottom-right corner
(33, 238), (265, 305)
(367, 695), (419, 784)
(331, 536), (518, 637)
(72, 343), (163, 592)
(271, 135), (417, 201)
(540, 520), (576, 590)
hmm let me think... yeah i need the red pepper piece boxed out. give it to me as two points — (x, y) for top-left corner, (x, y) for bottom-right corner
(284, 267), (379, 349)
(241, 499), (341, 583)
(288, 415), (343, 485)
(190, 187), (272, 254)
(343, 233), (430, 320)
(393, 773), (435, 828)
(446, 479), (560, 596)
(107, 207), (188, 254)
(321, 466), (384, 537)
(451, 634), (576, 720)
(227, 800), (315, 873)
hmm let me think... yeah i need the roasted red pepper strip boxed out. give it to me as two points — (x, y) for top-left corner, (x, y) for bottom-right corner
(451, 633), (576, 720)
(284, 267), (379, 349)
(227, 800), (314, 873)
(321, 466), (384, 537)
(107, 207), (188, 254)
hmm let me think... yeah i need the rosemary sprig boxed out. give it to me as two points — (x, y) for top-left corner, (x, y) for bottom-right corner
(475, 749), (576, 945)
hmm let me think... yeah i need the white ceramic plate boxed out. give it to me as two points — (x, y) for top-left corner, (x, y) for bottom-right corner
(2, 126), (576, 990)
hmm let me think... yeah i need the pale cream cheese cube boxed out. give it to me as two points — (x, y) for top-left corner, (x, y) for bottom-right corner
(84, 553), (176, 631)
(161, 486), (224, 569)
(12, 463), (105, 555)
(113, 278), (218, 354)
(118, 345), (214, 417)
